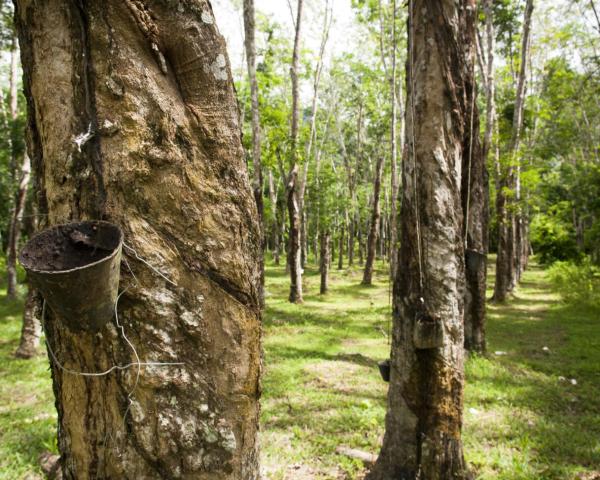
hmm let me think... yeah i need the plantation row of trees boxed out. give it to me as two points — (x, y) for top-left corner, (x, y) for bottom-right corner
(2, 0), (599, 350)
(230, 0), (600, 303)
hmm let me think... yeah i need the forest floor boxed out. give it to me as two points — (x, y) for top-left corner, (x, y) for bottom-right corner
(0, 258), (599, 479)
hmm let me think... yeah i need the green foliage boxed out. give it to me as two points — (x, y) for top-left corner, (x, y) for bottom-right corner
(547, 259), (600, 308)
(530, 206), (580, 265)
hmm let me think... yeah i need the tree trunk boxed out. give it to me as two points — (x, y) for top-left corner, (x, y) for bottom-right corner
(6, 153), (31, 299)
(15, 1), (262, 478)
(367, 0), (475, 477)
(462, 22), (487, 354)
(389, 0), (400, 281)
(287, 0), (304, 303)
(286, 166), (303, 303)
(337, 222), (344, 270)
(348, 218), (355, 266)
(243, 0), (262, 224)
(358, 221), (364, 265)
(520, 216), (530, 271)
(9, 31), (19, 179)
(319, 231), (330, 294)
(243, 0), (264, 308)
(268, 169), (280, 263)
(14, 288), (42, 359)
(493, 185), (513, 303)
(363, 156), (384, 285)
(494, 0), (534, 301)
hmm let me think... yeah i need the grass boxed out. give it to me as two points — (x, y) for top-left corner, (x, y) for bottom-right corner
(1, 256), (599, 479)
(0, 259), (56, 480)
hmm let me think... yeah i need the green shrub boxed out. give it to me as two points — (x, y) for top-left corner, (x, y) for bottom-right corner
(530, 211), (580, 264)
(547, 258), (600, 308)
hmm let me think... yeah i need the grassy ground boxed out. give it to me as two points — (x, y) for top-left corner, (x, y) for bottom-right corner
(0, 260), (56, 480)
(0, 257), (599, 479)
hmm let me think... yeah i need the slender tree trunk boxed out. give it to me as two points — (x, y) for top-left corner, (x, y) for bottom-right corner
(521, 215), (530, 270)
(268, 170), (280, 263)
(15, 1), (262, 478)
(389, 0), (400, 280)
(6, 33), (25, 300)
(358, 221), (364, 265)
(462, 33), (487, 353)
(320, 231), (330, 294)
(464, 0), (492, 353)
(9, 32), (19, 179)
(363, 156), (384, 285)
(300, 204), (307, 268)
(287, 0), (304, 303)
(494, 0), (534, 301)
(338, 222), (344, 270)
(243, 0), (265, 307)
(367, 0), (475, 477)
(482, 0), (495, 166)
(287, 166), (303, 303)
(6, 154), (31, 299)
(243, 0), (262, 223)
(494, 179), (513, 302)
(348, 218), (355, 266)
(331, 230), (336, 266)
(14, 288), (42, 359)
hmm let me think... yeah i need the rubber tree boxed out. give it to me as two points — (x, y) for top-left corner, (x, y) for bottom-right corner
(15, 1), (262, 478)
(464, 0), (495, 353)
(286, 0), (304, 303)
(493, 0), (534, 302)
(362, 155), (384, 285)
(367, 0), (477, 477)
(5, 29), (28, 300)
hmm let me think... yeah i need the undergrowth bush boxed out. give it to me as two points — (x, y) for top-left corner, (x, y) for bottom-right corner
(547, 258), (600, 308)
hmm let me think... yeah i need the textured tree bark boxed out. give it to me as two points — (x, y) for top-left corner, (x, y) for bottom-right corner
(14, 287), (42, 359)
(319, 231), (330, 294)
(287, 0), (304, 303)
(15, 1), (262, 478)
(366, 0), (474, 478)
(462, 52), (487, 354)
(287, 166), (303, 303)
(363, 156), (384, 286)
(494, 0), (533, 301)
(6, 153), (31, 299)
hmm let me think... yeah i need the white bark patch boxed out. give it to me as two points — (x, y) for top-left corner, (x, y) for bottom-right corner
(180, 310), (201, 328)
(207, 54), (228, 81)
(219, 426), (237, 452)
(201, 10), (214, 24)
(433, 147), (448, 175)
(73, 123), (94, 152)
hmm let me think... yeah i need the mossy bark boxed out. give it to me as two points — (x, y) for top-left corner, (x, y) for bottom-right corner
(15, 1), (262, 478)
